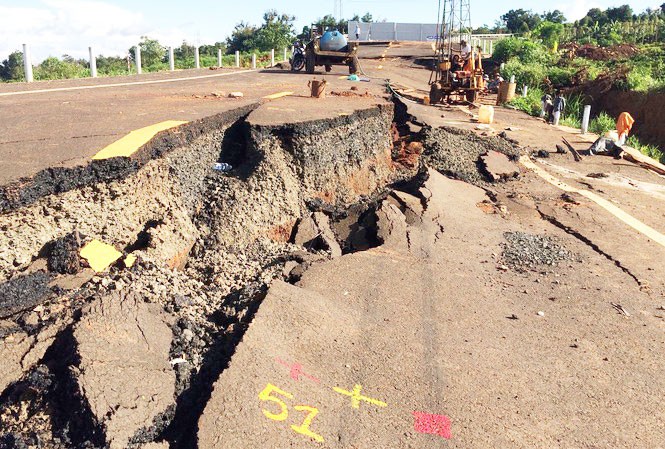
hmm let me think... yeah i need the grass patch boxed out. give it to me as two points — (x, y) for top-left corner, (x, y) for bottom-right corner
(589, 112), (616, 135)
(507, 86), (544, 117)
(626, 136), (665, 164)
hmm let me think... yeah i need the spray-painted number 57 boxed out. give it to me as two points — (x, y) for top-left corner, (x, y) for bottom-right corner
(258, 383), (325, 443)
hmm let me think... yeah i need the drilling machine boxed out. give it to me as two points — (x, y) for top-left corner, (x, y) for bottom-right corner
(429, 0), (484, 103)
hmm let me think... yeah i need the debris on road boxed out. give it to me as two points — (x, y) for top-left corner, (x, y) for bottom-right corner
(562, 137), (583, 162)
(422, 126), (519, 185)
(212, 162), (232, 172)
(502, 231), (574, 271)
(611, 302), (631, 316)
(480, 150), (520, 182)
(228, 92), (244, 98)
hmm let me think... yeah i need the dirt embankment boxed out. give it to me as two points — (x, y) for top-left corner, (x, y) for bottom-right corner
(570, 74), (665, 149)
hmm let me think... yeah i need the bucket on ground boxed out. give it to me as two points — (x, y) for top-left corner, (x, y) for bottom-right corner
(308, 79), (327, 98)
(496, 82), (516, 105)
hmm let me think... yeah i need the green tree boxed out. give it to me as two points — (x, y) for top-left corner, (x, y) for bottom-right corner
(200, 42), (226, 57)
(606, 5), (633, 22)
(174, 41), (196, 59)
(361, 13), (373, 23)
(34, 56), (88, 80)
(473, 24), (493, 34)
(501, 9), (541, 33)
(129, 36), (166, 66)
(226, 22), (258, 53)
(253, 10), (296, 51)
(541, 10), (566, 24)
(0, 51), (25, 81)
(534, 21), (564, 50)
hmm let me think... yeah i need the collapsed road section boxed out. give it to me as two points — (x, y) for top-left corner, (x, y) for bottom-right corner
(2, 83), (664, 449)
(0, 93), (424, 448)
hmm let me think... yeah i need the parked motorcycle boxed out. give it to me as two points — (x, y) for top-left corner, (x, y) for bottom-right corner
(290, 41), (305, 72)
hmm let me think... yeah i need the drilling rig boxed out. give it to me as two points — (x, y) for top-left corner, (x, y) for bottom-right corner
(429, 0), (484, 103)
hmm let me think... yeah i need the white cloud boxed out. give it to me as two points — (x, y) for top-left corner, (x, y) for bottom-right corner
(555, 0), (602, 22)
(0, 0), (150, 61)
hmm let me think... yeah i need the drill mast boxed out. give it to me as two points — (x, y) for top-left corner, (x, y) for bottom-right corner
(434, 0), (472, 83)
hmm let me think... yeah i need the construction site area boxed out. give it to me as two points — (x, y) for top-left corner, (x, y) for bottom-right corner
(1, 3), (665, 448)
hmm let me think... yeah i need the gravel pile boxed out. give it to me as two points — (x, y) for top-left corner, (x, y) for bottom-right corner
(422, 126), (520, 185)
(501, 231), (574, 271)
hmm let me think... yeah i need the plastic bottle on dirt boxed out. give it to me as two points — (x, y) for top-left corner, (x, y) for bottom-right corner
(478, 105), (494, 124)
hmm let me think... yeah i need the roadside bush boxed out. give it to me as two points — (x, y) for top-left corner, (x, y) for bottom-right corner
(589, 112), (616, 135)
(627, 136), (665, 163)
(625, 65), (658, 92)
(34, 57), (89, 80)
(501, 58), (546, 88)
(546, 66), (575, 86)
(507, 86), (543, 117)
(493, 37), (550, 64)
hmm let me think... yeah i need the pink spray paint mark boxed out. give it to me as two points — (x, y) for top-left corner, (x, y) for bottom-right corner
(412, 411), (452, 439)
(275, 358), (321, 383)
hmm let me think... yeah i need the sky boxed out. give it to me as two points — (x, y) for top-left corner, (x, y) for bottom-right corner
(0, 0), (660, 61)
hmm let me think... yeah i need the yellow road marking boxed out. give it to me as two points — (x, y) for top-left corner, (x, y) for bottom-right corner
(263, 91), (293, 100)
(338, 75), (349, 79)
(80, 239), (122, 272)
(520, 156), (665, 248)
(267, 107), (296, 112)
(92, 120), (187, 160)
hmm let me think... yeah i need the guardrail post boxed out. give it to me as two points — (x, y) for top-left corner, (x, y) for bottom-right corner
(235, 51), (240, 67)
(22, 44), (34, 82)
(168, 47), (175, 71)
(283, 47), (288, 62)
(195, 47), (200, 69)
(271, 49), (275, 67)
(510, 75), (515, 83)
(251, 53), (256, 69)
(489, 40), (493, 55)
(218, 49), (222, 67)
(581, 105), (591, 134)
(135, 45), (142, 74)
(522, 85), (528, 97)
(89, 46), (97, 78)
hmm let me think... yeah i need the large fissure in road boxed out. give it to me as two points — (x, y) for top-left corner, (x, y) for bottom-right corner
(0, 92), (527, 448)
(0, 96), (427, 448)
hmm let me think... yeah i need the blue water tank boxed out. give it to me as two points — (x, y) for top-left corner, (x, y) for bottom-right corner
(320, 30), (348, 51)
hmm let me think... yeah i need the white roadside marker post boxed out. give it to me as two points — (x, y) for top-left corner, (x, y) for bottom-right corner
(22, 44), (34, 82)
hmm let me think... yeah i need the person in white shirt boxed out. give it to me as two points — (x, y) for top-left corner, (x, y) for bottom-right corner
(460, 40), (472, 61)
(355, 24), (361, 40)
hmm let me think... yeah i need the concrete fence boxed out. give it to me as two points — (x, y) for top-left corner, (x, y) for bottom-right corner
(18, 43), (290, 83)
(347, 21), (511, 55)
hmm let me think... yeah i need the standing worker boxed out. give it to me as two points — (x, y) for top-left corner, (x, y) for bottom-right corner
(541, 93), (552, 119)
(616, 112), (635, 145)
(355, 23), (361, 41)
(460, 40), (472, 70)
(552, 91), (566, 126)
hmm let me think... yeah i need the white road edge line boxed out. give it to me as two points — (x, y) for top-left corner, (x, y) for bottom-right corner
(520, 155), (665, 249)
(0, 69), (259, 97)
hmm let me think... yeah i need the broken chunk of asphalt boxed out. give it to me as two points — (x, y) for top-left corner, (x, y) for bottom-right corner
(480, 151), (520, 182)
(71, 290), (175, 449)
(294, 212), (342, 257)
